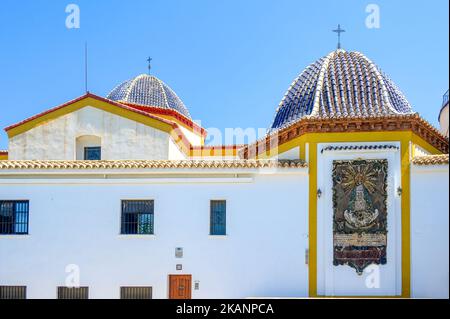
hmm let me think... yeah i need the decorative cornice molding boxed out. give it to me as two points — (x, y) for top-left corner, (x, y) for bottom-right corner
(242, 114), (449, 158)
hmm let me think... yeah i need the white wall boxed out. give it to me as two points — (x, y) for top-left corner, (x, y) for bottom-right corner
(178, 125), (203, 147)
(411, 164), (449, 298)
(316, 142), (402, 296)
(0, 171), (309, 299)
(8, 106), (171, 160)
(168, 138), (188, 160)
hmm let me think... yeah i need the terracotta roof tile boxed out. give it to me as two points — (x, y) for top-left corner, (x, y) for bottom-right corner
(412, 154), (449, 166)
(0, 159), (307, 170)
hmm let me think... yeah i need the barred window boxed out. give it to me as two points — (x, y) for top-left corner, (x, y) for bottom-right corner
(121, 200), (154, 235)
(120, 287), (152, 299)
(0, 201), (29, 235)
(210, 200), (226, 235)
(0, 286), (26, 299)
(84, 146), (101, 160)
(57, 287), (89, 299)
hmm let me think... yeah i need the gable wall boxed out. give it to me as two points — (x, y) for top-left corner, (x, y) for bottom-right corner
(8, 106), (170, 160)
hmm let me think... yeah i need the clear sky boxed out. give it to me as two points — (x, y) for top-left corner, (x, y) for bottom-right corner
(0, 0), (448, 148)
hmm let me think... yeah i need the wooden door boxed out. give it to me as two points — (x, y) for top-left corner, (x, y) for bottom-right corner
(169, 275), (192, 299)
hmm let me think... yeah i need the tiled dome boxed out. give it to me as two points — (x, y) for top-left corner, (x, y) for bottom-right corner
(107, 74), (191, 119)
(270, 50), (414, 130)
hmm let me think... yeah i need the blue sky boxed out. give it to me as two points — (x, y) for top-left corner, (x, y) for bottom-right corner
(0, 0), (448, 148)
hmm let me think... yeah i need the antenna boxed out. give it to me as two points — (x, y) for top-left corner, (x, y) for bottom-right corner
(85, 42), (89, 93)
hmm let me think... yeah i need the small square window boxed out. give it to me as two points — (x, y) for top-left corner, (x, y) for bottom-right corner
(121, 200), (154, 235)
(84, 147), (101, 160)
(0, 201), (29, 235)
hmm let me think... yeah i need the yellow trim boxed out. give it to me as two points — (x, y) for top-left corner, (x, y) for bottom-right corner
(308, 141), (318, 297)
(5, 97), (193, 156)
(412, 134), (441, 155)
(253, 130), (443, 298)
(0, 154), (7, 160)
(400, 139), (411, 298)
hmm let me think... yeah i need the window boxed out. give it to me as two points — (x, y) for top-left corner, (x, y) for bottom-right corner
(121, 200), (154, 235)
(210, 200), (226, 235)
(57, 287), (89, 299)
(76, 135), (101, 160)
(0, 286), (26, 299)
(84, 146), (101, 160)
(120, 287), (152, 299)
(0, 201), (29, 235)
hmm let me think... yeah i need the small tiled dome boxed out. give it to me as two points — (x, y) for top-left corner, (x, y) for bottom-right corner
(107, 74), (191, 119)
(270, 50), (414, 130)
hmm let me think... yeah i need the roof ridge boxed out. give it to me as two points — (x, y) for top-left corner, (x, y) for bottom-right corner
(309, 50), (337, 118)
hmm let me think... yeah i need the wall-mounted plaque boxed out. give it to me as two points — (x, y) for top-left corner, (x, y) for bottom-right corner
(332, 159), (388, 275)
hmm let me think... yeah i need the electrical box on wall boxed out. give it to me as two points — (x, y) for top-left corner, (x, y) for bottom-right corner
(175, 247), (183, 258)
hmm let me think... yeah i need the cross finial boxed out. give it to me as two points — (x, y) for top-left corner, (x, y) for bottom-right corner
(332, 24), (346, 49)
(147, 57), (152, 74)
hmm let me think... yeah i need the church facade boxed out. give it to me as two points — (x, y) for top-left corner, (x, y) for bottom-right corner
(0, 49), (448, 299)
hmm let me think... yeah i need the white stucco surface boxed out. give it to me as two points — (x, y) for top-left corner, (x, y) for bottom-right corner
(8, 106), (171, 160)
(316, 142), (402, 296)
(177, 124), (203, 147)
(0, 170), (309, 299)
(411, 164), (449, 298)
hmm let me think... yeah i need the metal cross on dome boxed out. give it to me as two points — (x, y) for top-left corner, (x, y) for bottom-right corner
(332, 24), (346, 49)
(147, 57), (152, 74)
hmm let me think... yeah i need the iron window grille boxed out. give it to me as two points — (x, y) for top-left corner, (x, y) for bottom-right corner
(0, 286), (26, 299)
(210, 200), (226, 235)
(0, 201), (29, 235)
(57, 287), (89, 299)
(120, 287), (153, 299)
(84, 146), (101, 160)
(121, 200), (154, 235)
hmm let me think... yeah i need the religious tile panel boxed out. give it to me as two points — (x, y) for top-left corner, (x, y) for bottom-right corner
(332, 159), (388, 274)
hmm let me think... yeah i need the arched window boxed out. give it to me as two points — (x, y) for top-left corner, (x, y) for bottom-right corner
(76, 135), (101, 160)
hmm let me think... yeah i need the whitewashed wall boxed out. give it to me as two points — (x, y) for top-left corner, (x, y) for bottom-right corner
(178, 125), (203, 147)
(316, 142), (402, 296)
(8, 106), (172, 160)
(0, 171), (309, 299)
(411, 164), (449, 298)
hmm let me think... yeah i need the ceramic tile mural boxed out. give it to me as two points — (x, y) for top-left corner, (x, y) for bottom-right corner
(332, 159), (388, 274)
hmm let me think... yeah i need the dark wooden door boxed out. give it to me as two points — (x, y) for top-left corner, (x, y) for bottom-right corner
(169, 275), (192, 299)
